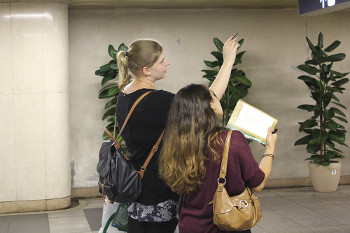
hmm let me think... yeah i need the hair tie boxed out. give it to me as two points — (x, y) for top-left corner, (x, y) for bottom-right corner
(125, 51), (128, 57)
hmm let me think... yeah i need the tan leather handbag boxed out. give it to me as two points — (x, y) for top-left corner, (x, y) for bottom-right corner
(211, 130), (262, 231)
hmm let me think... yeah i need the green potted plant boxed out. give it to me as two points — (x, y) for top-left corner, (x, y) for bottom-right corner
(95, 43), (128, 142)
(294, 32), (348, 192)
(202, 37), (252, 127)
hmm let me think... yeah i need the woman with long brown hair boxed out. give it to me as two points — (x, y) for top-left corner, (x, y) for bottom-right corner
(159, 86), (278, 231)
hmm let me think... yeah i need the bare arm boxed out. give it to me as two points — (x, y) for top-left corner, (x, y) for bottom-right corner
(252, 127), (278, 192)
(209, 36), (240, 100)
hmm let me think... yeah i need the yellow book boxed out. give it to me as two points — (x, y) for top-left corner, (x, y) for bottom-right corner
(226, 99), (278, 145)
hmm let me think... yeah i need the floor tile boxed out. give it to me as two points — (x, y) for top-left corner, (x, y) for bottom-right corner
(49, 222), (91, 233)
(8, 225), (50, 233)
(83, 199), (104, 209)
(9, 214), (49, 227)
(257, 212), (303, 230)
(48, 209), (86, 218)
(83, 208), (103, 231)
(265, 228), (312, 233)
(259, 196), (294, 206)
(308, 225), (350, 233)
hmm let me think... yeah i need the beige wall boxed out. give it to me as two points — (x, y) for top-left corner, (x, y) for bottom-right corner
(69, 8), (350, 188)
(0, 2), (71, 212)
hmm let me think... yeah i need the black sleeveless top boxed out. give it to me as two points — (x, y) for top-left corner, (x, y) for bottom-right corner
(116, 88), (179, 205)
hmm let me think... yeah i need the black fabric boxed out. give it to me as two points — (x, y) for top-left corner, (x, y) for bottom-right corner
(116, 88), (179, 205)
(127, 216), (178, 233)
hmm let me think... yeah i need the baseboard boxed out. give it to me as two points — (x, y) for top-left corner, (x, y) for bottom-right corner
(265, 175), (350, 188)
(71, 186), (102, 198)
(70, 176), (350, 198)
(0, 196), (71, 214)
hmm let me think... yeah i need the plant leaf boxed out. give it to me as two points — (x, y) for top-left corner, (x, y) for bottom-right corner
(105, 96), (118, 109)
(211, 51), (223, 63)
(101, 73), (117, 86)
(298, 119), (318, 132)
(334, 116), (348, 123)
(306, 37), (318, 55)
(202, 74), (216, 81)
(324, 40), (341, 52)
(332, 102), (347, 110)
(202, 69), (219, 76)
(204, 60), (220, 68)
(328, 131), (346, 144)
(213, 38), (224, 52)
(95, 69), (107, 76)
(325, 139), (336, 149)
(312, 129), (328, 143)
(232, 75), (252, 86)
(307, 140), (320, 153)
(318, 32), (323, 48)
(234, 51), (246, 65)
(297, 64), (319, 75)
(230, 88), (248, 103)
(117, 43), (128, 52)
(332, 78), (349, 87)
(325, 121), (338, 131)
(327, 86), (343, 93)
(98, 86), (120, 99)
(297, 104), (317, 112)
(305, 59), (318, 65)
(330, 71), (349, 78)
(322, 53), (346, 62)
(322, 92), (333, 108)
(330, 107), (346, 117)
(102, 107), (116, 120)
(295, 135), (313, 146)
(108, 45), (117, 59)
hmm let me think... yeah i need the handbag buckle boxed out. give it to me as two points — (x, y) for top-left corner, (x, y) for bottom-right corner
(239, 200), (249, 209)
(217, 178), (226, 185)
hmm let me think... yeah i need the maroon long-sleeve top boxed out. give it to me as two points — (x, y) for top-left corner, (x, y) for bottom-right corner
(179, 130), (265, 233)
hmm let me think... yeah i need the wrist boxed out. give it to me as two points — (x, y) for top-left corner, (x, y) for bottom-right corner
(222, 59), (235, 67)
(262, 153), (274, 160)
(264, 146), (275, 155)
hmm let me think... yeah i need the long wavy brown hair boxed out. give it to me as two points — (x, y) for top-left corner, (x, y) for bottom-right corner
(159, 84), (223, 194)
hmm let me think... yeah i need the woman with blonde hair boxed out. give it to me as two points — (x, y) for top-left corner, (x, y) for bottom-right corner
(115, 36), (240, 233)
(159, 54), (278, 233)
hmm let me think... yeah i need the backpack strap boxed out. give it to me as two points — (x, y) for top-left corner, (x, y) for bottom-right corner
(116, 91), (152, 147)
(104, 91), (164, 177)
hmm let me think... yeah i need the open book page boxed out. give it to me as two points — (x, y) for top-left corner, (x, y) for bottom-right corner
(226, 99), (278, 145)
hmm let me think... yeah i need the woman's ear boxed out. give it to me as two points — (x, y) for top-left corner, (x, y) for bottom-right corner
(142, 66), (151, 76)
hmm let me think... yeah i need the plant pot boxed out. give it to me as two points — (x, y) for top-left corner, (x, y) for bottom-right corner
(308, 161), (342, 192)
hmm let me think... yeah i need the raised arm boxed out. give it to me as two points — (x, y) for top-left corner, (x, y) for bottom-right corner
(209, 36), (240, 100)
(252, 127), (278, 192)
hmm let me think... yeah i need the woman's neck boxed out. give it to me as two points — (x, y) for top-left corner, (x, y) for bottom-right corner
(123, 78), (155, 94)
(135, 78), (155, 89)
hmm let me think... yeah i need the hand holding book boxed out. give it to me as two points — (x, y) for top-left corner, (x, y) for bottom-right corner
(226, 100), (278, 145)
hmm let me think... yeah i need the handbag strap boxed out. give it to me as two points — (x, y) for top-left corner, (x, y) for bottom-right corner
(219, 130), (233, 182)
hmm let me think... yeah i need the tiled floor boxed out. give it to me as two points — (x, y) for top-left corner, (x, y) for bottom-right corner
(1, 185), (350, 233)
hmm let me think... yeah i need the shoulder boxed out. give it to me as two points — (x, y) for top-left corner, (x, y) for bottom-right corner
(220, 130), (247, 144)
(146, 90), (174, 107)
(149, 89), (174, 99)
